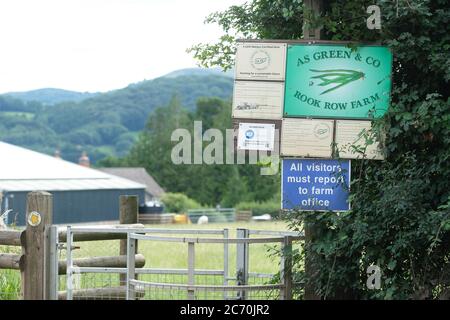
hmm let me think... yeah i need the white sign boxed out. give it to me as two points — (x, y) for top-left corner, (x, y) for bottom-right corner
(237, 122), (275, 151)
(235, 42), (287, 81)
(335, 120), (384, 160)
(232, 81), (284, 120)
(281, 118), (334, 158)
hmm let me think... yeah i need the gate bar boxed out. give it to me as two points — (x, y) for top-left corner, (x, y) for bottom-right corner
(187, 241), (195, 300)
(126, 233), (136, 300)
(66, 226), (73, 300)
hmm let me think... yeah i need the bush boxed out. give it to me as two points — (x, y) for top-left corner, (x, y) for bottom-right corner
(199, 0), (450, 300)
(161, 192), (202, 213)
(236, 200), (280, 217)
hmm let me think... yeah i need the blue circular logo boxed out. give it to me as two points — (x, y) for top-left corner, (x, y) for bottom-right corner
(245, 130), (255, 139)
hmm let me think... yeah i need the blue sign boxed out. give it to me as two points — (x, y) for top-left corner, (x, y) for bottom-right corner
(282, 159), (351, 211)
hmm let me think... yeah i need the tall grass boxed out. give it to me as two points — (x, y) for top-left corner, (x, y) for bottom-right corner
(0, 245), (21, 300)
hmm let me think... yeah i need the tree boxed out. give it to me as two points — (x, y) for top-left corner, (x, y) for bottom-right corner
(190, 0), (450, 299)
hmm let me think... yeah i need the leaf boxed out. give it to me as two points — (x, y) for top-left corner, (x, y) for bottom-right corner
(387, 260), (397, 271)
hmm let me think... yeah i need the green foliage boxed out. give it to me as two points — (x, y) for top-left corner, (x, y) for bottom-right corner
(0, 270), (21, 300)
(104, 94), (280, 208)
(188, 0), (305, 70)
(236, 200), (281, 217)
(194, 0), (450, 299)
(0, 73), (233, 164)
(160, 192), (202, 213)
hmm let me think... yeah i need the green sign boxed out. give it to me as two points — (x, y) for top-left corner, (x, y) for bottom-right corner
(284, 44), (392, 119)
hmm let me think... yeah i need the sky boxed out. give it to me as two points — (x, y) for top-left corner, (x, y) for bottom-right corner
(0, 0), (245, 94)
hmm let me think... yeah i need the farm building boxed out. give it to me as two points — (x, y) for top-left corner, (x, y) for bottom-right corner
(98, 167), (165, 201)
(0, 142), (146, 226)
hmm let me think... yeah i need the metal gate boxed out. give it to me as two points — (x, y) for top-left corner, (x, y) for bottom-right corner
(50, 226), (303, 300)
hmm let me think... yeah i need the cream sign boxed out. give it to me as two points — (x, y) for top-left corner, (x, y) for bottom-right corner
(281, 118), (334, 158)
(232, 81), (284, 120)
(235, 42), (287, 81)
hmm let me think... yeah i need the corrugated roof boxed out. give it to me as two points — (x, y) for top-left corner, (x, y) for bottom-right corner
(0, 142), (145, 191)
(99, 167), (165, 198)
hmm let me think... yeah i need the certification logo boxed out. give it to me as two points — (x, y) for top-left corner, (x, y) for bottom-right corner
(313, 123), (331, 139)
(245, 129), (255, 139)
(251, 50), (270, 70)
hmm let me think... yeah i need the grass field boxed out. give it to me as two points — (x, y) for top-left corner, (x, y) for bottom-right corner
(1, 221), (301, 300)
(72, 221), (291, 274)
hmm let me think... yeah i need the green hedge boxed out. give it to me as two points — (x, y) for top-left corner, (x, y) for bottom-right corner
(160, 192), (202, 214)
(236, 200), (280, 217)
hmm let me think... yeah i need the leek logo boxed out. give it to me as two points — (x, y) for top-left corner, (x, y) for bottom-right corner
(251, 50), (270, 70)
(245, 129), (255, 139)
(310, 69), (365, 95)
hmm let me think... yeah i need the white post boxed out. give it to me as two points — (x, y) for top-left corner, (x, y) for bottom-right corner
(66, 226), (73, 300)
(223, 228), (229, 299)
(236, 228), (249, 300)
(46, 225), (59, 300)
(126, 233), (136, 300)
(187, 241), (195, 300)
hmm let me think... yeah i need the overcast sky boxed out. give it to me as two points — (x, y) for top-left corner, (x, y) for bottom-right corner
(0, 0), (244, 94)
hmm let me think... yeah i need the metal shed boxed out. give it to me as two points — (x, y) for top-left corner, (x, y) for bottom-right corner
(0, 142), (146, 225)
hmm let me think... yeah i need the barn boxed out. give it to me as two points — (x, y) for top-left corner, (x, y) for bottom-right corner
(0, 142), (146, 225)
(98, 167), (165, 201)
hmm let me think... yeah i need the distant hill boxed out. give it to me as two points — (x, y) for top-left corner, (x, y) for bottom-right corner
(5, 88), (100, 106)
(162, 67), (234, 79)
(0, 68), (234, 164)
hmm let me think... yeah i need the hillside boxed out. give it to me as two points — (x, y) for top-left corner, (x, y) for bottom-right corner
(5, 88), (100, 106)
(0, 70), (233, 164)
(162, 67), (233, 79)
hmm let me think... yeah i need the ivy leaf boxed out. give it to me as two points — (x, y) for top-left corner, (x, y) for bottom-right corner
(387, 260), (397, 270)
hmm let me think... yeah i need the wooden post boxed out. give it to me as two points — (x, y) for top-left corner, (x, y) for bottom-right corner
(280, 236), (293, 300)
(119, 195), (138, 285)
(303, 0), (322, 40)
(22, 191), (53, 300)
(303, 0), (322, 301)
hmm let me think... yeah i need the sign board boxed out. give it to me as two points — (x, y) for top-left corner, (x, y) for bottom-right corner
(281, 118), (333, 158)
(232, 119), (281, 154)
(235, 42), (287, 81)
(284, 44), (392, 119)
(282, 159), (351, 211)
(237, 122), (276, 151)
(335, 120), (384, 160)
(232, 81), (284, 120)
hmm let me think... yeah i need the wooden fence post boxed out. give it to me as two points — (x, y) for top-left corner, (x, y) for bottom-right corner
(280, 236), (293, 300)
(21, 191), (53, 300)
(119, 195), (138, 285)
